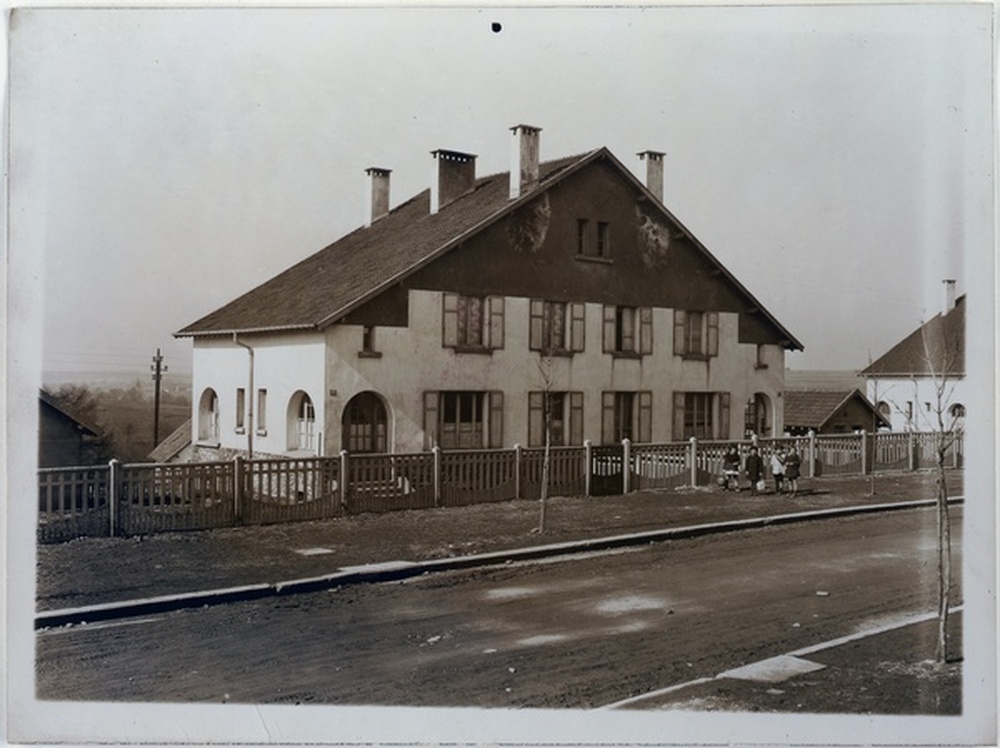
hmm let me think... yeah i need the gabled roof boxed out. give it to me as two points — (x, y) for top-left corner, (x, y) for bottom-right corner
(176, 146), (801, 350)
(860, 296), (965, 379)
(39, 389), (100, 436)
(784, 388), (890, 431)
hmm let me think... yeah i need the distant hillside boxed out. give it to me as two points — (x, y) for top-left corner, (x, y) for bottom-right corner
(785, 369), (865, 391)
(43, 369), (192, 396)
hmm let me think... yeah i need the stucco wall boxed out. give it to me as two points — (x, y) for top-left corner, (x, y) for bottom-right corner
(866, 377), (967, 432)
(191, 333), (327, 456)
(324, 289), (785, 453)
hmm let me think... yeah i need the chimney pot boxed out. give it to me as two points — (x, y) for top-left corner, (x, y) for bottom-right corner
(510, 124), (542, 199)
(943, 279), (957, 314)
(431, 149), (477, 214)
(638, 150), (665, 204)
(365, 167), (391, 227)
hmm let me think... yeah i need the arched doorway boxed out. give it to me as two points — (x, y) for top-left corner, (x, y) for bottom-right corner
(287, 391), (316, 452)
(744, 392), (771, 437)
(197, 388), (219, 442)
(343, 391), (389, 453)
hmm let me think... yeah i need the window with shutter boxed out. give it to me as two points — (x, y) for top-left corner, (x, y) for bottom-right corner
(423, 391), (440, 449)
(719, 391), (730, 440)
(638, 391), (652, 443)
(528, 392), (544, 447)
(570, 303), (586, 352)
(601, 391), (616, 445)
(488, 296), (505, 349)
(489, 391), (504, 447)
(569, 392), (584, 444)
(675, 309), (720, 359)
(672, 391), (686, 441)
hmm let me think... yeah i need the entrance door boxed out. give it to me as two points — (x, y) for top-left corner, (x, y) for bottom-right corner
(343, 392), (388, 453)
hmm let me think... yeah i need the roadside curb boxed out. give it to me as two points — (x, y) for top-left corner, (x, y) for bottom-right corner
(34, 496), (963, 630)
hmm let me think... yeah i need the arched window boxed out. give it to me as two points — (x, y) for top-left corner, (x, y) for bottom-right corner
(877, 401), (891, 417)
(950, 403), (966, 422)
(198, 388), (219, 442)
(744, 392), (771, 437)
(287, 391), (316, 452)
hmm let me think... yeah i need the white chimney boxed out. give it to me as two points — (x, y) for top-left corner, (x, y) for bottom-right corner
(364, 167), (391, 227)
(509, 124), (542, 199)
(943, 279), (957, 313)
(638, 150), (665, 204)
(430, 149), (477, 215)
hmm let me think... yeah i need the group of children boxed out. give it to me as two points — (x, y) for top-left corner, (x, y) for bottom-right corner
(721, 444), (801, 496)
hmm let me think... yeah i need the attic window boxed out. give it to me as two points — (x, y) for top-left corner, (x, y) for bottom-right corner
(577, 218), (612, 261)
(359, 325), (382, 358)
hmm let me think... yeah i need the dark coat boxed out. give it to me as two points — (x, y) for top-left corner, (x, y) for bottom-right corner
(744, 453), (764, 481)
(784, 452), (802, 480)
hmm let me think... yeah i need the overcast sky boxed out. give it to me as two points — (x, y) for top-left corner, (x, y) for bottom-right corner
(8, 3), (993, 382)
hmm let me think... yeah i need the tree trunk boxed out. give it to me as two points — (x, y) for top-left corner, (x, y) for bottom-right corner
(539, 422), (550, 534)
(935, 446), (951, 663)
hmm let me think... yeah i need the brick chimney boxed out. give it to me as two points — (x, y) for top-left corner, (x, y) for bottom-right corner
(509, 124), (542, 199)
(943, 279), (957, 314)
(430, 149), (477, 214)
(365, 167), (391, 227)
(638, 151), (665, 204)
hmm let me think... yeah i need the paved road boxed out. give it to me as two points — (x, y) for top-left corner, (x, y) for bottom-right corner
(36, 506), (962, 708)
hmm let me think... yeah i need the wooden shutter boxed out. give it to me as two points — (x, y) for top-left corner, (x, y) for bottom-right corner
(673, 310), (686, 356)
(528, 299), (544, 351)
(639, 307), (653, 355)
(528, 392), (544, 447)
(488, 296), (505, 350)
(442, 293), (459, 347)
(601, 392), (616, 444)
(569, 391), (584, 445)
(707, 311), (719, 357)
(718, 391), (730, 440)
(489, 391), (504, 447)
(570, 302), (586, 352)
(672, 391), (686, 440)
(638, 391), (652, 443)
(423, 391), (439, 449)
(602, 305), (616, 353)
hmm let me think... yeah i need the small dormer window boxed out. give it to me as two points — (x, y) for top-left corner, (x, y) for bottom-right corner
(359, 325), (382, 358)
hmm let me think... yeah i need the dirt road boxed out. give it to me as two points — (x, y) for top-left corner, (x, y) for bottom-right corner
(36, 506), (962, 709)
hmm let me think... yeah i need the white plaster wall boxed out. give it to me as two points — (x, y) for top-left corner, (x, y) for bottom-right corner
(866, 377), (967, 432)
(191, 332), (327, 457)
(324, 290), (787, 451)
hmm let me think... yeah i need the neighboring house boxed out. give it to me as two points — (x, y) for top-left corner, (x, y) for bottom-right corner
(783, 389), (890, 436)
(175, 125), (803, 460)
(148, 418), (193, 463)
(38, 389), (102, 467)
(860, 282), (965, 432)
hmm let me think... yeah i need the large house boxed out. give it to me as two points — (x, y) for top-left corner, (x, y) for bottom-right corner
(860, 281), (966, 432)
(174, 125), (802, 460)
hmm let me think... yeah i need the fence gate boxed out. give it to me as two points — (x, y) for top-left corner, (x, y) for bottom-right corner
(590, 444), (624, 496)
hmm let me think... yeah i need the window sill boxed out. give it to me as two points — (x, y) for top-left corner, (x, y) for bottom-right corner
(536, 348), (575, 358)
(754, 363), (769, 370)
(680, 353), (710, 362)
(195, 440), (220, 449)
(256, 429), (268, 437)
(612, 351), (643, 359)
(575, 254), (613, 265)
(358, 350), (383, 359)
(235, 427), (246, 435)
(450, 345), (495, 355)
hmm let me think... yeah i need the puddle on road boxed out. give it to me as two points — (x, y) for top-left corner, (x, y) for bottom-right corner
(595, 595), (672, 615)
(484, 586), (542, 600)
(517, 633), (571, 647)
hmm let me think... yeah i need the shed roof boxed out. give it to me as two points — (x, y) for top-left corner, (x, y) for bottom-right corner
(39, 389), (100, 436)
(148, 418), (192, 463)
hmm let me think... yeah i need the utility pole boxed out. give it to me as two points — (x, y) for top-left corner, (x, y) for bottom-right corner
(151, 348), (168, 446)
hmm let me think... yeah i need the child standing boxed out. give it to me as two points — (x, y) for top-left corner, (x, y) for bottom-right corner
(784, 447), (802, 496)
(744, 447), (764, 495)
(770, 446), (786, 494)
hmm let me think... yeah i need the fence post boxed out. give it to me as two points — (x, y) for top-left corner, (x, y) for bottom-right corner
(622, 438), (632, 495)
(432, 446), (442, 507)
(108, 458), (121, 537)
(339, 450), (349, 513)
(908, 432), (916, 471)
(808, 430), (816, 478)
(513, 444), (522, 500)
(689, 436), (698, 487)
(583, 440), (592, 497)
(233, 455), (245, 524)
(860, 430), (869, 476)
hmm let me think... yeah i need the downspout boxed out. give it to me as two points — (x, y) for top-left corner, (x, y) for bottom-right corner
(233, 333), (254, 458)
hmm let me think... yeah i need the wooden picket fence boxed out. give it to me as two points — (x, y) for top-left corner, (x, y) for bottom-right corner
(37, 430), (963, 542)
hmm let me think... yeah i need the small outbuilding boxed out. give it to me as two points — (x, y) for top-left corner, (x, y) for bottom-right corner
(38, 389), (103, 467)
(783, 388), (889, 436)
